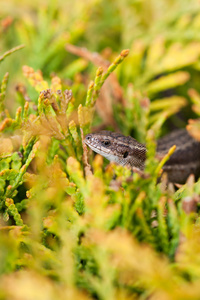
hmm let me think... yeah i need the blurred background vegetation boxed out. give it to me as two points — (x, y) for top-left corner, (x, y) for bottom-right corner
(1, 0), (200, 299)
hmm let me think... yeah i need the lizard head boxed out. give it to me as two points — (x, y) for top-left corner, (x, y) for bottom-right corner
(84, 131), (146, 169)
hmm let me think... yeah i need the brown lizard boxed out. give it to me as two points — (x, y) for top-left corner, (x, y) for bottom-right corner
(84, 129), (200, 183)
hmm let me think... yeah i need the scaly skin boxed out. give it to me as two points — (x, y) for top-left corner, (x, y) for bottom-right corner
(84, 129), (200, 183)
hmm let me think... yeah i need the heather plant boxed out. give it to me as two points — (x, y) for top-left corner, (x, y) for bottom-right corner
(1, 1), (200, 300)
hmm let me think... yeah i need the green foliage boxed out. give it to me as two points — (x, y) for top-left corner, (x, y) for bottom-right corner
(1, 1), (200, 299)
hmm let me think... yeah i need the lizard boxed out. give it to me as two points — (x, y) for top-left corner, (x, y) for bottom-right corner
(84, 129), (200, 183)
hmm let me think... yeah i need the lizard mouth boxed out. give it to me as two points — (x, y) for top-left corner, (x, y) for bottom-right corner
(84, 137), (111, 154)
(84, 140), (122, 164)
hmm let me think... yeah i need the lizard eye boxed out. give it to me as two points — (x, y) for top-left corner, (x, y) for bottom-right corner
(123, 151), (129, 158)
(102, 140), (110, 146)
(86, 135), (91, 140)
